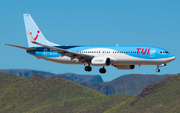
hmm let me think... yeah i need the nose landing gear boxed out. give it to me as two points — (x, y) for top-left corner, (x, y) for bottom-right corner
(156, 68), (160, 72)
(156, 66), (160, 72)
(156, 64), (166, 72)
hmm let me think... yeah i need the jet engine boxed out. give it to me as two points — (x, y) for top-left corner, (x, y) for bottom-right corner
(91, 57), (110, 66)
(115, 65), (135, 70)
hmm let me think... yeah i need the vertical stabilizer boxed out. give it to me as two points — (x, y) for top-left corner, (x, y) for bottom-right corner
(23, 14), (59, 47)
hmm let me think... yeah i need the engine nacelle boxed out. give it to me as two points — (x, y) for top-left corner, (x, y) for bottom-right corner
(115, 65), (135, 70)
(91, 57), (110, 66)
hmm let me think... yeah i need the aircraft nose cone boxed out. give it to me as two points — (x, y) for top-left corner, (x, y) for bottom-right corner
(169, 55), (176, 61)
(171, 56), (176, 61)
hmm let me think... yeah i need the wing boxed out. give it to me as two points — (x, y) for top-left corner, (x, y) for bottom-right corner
(27, 31), (94, 63)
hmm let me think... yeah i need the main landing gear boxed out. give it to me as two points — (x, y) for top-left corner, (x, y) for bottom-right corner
(85, 65), (92, 72)
(84, 65), (106, 74)
(99, 67), (106, 74)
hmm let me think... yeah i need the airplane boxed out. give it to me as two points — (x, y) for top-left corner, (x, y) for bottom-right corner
(3, 14), (176, 74)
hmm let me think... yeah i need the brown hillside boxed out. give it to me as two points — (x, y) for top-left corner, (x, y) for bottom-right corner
(130, 74), (180, 106)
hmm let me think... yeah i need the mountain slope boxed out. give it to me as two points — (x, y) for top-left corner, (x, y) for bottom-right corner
(0, 69), (172, 96)
(64, 73), (103, 82)
(0, 69), (54, 77)
(45, 73), (103, 82)
(105, 74), (180, 113)
(0, 72), (131, 113)
(0, 69), (103, 82)
(80, 74), (170, 95)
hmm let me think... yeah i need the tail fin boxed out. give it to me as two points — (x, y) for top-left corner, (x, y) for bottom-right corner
(23, 14), (59, 47)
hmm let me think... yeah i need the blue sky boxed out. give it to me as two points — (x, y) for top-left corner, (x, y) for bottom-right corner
(1, 0), (180, 82)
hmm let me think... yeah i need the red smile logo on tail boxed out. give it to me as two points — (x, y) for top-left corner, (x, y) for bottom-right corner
(28, 30), (40, 41)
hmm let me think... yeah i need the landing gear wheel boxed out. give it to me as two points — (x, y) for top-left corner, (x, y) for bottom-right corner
(99, 67), (106, 74)
(156, 69), (160, 72)
(85, 66), (92, 72)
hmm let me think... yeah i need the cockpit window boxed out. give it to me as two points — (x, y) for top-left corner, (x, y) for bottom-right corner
(160, 51), (169, 54)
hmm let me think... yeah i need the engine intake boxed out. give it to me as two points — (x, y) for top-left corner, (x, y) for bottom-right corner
(91, 57), (110, 66)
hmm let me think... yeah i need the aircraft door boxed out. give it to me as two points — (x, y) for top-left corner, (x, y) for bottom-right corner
(98, 50), (106, 56)
(150, 49), (155, 58)
(98, 51), (101, 56)
(102, 51), (105, 56)
(43, 49), (48, 57)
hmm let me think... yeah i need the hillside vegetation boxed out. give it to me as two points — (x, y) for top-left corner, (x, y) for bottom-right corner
(105, 74), (180, 113)
(1, 72), (180, 113)
(0, 69), (172, 96)
(0, 73), (132, 113)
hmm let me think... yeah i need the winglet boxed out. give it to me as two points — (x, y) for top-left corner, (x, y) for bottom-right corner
(27, 31), (35, 43)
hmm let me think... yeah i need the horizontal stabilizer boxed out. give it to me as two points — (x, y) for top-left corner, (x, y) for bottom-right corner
(3, 43), (36, 51)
